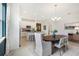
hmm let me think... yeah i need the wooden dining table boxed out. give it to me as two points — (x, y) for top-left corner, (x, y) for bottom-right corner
(43, 35), (66, 42)
(43, 35), (67, 54)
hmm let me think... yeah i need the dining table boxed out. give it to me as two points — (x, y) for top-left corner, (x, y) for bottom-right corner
(43, 35), (66, 42)
(43, 35), (67, 54)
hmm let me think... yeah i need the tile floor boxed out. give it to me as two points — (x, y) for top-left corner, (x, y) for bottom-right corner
(7, 37), (79, 56)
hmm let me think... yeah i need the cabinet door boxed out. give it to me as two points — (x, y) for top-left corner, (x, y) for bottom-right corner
(73, 35), (79, 41)
(0, 41), (4, 56)
(68, 34), (73, 41)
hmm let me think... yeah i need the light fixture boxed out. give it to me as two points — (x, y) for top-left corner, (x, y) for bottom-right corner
(51, 4), (62, 21)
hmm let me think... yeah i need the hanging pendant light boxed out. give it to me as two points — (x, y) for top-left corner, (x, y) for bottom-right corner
(51, 4), (62, 21)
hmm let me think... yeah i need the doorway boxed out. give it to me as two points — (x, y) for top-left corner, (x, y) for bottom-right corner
(19, 20), (28, 47)
(19, 20), (36, 47)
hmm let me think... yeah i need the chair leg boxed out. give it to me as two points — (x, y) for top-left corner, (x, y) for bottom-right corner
(63, 46), (66, 52)
(59, 48), (62, 56)
(64, 45), (68, 52)
(67, 45), (69, 49)
(59, 48), (64, 56)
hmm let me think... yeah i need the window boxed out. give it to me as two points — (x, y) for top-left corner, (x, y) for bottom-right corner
(0, 4), (2, 37)
(0, 3), (6, 37)
(0, 20), (2, 37)
(0, 3), (6, 56)
(2, 3), (6, 37)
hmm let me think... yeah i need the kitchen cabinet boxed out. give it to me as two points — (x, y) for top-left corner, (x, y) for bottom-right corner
(68, 33), (79, 42)
(0, 37), (6, 56)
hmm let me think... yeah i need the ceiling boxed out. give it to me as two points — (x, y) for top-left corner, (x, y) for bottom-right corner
(19, 3), (79, 20)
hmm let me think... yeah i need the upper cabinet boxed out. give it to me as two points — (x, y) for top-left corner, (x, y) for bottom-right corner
(65, 22), (79, 30)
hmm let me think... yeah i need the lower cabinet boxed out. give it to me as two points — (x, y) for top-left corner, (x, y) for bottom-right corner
(0, 39), (6, 56)
(68, 33), (79, 42)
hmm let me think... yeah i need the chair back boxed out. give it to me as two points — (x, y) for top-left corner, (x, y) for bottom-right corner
(58, 37), (65, 47)
(57, 37), (64, 48)
(59, 37), (68, 46)
(35, 32), (52, 56)
(34, 32), (43, 55)
(63, 37), (68, 46)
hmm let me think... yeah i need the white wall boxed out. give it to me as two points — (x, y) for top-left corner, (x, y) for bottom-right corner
(6, 4), (11, 54)
(40, 20), (52, 35)
(21, 20), (36, 29)
(8, 4), (21, 50)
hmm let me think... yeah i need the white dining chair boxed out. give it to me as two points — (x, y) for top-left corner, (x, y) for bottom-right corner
(54, 37), (65, 56)
(63, 37), (69, 51)
(34, 32), (52, 56)
(27, 32), (35, 41)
